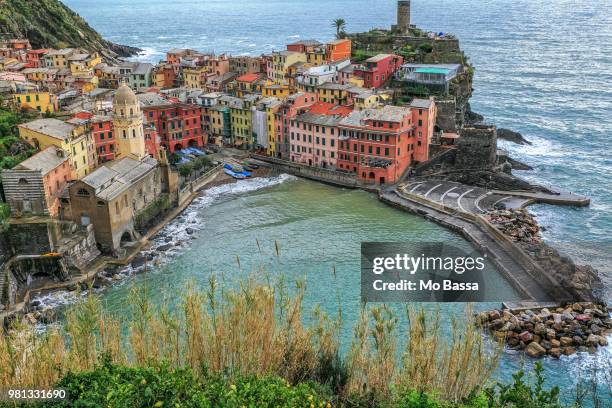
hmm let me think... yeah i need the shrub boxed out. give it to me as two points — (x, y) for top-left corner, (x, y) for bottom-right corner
(26, 362), (332, 408)
(488, 361), (562, 408)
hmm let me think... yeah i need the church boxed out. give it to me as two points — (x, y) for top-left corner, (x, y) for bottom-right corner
(68, 81), (178, 255)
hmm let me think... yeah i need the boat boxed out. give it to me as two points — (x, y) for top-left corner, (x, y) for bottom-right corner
(224, 168), (246, 179)
(246, 161), (260, 169)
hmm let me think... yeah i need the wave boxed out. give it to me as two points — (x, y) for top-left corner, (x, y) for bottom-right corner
(30, 174), (297, 313)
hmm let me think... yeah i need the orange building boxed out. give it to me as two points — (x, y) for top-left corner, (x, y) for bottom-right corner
(410, 98), (437, 163)
(326, 39), (352, 62)
(338, 105), (417, 185)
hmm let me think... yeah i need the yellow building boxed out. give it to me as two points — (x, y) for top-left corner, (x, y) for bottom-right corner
(262, 81), (292, 99)
(266, 100), (281, 156)
(46, 49), (75, 68)
(183, 66), (209, 89)
(352, 91), (381, 111)
(348, 76), (365, 87)
(235, 73), (264, 97)
(271, 51), (306, 84)
(0, 57), (18, 69)
(316, 83), (351, 105)
(13, 90), (56, 113)
(18, 118), (96, 179)
(219, 94), (259, 148)
(306, 47), (327, 65)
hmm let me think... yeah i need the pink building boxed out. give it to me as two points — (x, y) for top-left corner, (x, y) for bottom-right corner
(353, 54), (403, 89)
(274, 92), (319, 159)
(289, 102), (352, 167)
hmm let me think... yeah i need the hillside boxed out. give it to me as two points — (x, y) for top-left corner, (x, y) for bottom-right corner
(0, 0), (139, 57)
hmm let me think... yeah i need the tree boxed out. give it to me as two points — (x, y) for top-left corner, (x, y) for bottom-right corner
(332, 18), (346, 38)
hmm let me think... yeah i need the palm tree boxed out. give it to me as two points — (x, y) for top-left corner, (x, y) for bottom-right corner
(332, 18), (346, 38)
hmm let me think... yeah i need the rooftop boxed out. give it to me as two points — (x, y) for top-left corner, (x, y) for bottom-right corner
(366, 54), (396, 63)
(288, 39), (322, 47)
(236, 73), (261, 83)
(13, 146), (68, 175)
(18, 118), (75, 140)
(340, 105), (411, 127)
(81, 156), (158, 201)
(410, 98), (434, 109)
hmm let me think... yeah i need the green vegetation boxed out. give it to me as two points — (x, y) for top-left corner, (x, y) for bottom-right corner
(0, 107), (37, 170)
(36, 363), (332, 408)
(0, 203), (10, 231)
(0, 263), (585, 407)
(134, 193), (172, 230)
(332, 18), (347, 39)
(0, 0), (137, 55)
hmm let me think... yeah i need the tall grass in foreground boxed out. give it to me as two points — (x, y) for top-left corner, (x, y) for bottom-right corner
(0, 275), (499, 405)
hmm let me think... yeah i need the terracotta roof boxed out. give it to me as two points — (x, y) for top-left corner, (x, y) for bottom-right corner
(236, 73), (260, 83)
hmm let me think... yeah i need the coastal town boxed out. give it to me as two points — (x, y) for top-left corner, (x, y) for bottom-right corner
(0, 1), (608, 361)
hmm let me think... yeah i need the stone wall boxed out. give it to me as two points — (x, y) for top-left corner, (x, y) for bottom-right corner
(252, 155), (361, 189)
(455, 125), (498, 169)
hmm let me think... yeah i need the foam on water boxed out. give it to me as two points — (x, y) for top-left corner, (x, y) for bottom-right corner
(30, 174), (297, 311)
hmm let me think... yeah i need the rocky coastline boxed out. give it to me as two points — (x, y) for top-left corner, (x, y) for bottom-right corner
(477, 303), (611, 358)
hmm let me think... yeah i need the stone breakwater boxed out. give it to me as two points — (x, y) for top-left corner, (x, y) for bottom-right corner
(477, 303), (612, 358)
(485, 209), (601, 301)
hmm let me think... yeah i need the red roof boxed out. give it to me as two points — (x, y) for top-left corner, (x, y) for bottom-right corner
(236, 73), (260, 83)
(307, 101), (353, 116)
(28, 49), (48, 55)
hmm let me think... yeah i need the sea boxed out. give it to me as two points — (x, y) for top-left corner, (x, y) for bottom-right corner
(54, 0), (612, 402)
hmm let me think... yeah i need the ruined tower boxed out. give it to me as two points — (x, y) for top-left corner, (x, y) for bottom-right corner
(397, 0), (411, 33)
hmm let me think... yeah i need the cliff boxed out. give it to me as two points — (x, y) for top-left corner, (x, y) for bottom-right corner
(0, 0), (140, 57)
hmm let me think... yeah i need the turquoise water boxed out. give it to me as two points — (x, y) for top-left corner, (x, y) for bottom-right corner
(58, 0), (612, 401)
(64, 0), (612, 287)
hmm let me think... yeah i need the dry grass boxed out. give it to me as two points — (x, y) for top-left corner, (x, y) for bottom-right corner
(0, 269), (500, 405)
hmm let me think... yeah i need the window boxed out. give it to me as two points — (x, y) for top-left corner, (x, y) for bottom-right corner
(76, 188), (90, 197)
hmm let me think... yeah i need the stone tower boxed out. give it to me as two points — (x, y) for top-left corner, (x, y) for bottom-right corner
(112, 80), (146, 160)
(397, 0), (411, 33)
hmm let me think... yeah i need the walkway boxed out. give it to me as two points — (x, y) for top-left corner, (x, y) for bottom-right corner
(380, 190), (573, 302)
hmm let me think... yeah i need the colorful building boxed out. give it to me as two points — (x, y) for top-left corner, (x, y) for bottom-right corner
(315, 83), (351, 105)
(18, 118), (96, 179)
(353, 54), (404, 89)
(262, 81), (292, 99)
(265, 99), (281, 156)
(143, 102), (204, 153)
(288, 102), (351, 167)
(229, 56), (261, 76)
(270, 51), (307, 84)
(409, 98), (437, 163)
(219, 94), (259, 149)
(273, 92), (319, 159)
(235, 73), (265, 97)
(337, 105), (416, 184)
(13, 89), (56, 113)
(1, 145), (71, 217)
(326, 39), (352, 62)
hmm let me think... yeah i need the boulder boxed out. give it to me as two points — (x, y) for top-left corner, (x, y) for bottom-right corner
(586, 334), (600, 347)
(534, 323), (547, 335)
(519, 331), (533, 343)
(550, 339), (560, 348)
(575, 314), (591, 323)
(562, 347), (576, 356)
(549, 348), (561, 358)
(560, 337), (573, 347)
(525, 341), (546, 358)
